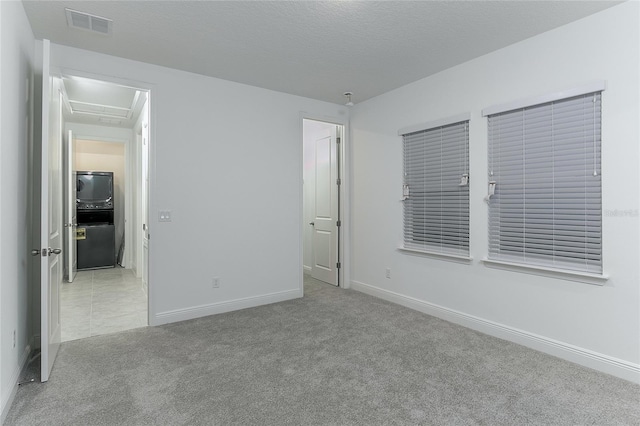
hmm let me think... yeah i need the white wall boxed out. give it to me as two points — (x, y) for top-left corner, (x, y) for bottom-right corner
(51, 44), (348, 325)
(65, 122), (133, 145)
(350, 2), (640, 382)
(0, 0), (35, 421)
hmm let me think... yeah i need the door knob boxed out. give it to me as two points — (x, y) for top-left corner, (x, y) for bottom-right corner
(48, 248), (62, 255)
(31, 249), (41, 256)
(309, 222), (315, 226)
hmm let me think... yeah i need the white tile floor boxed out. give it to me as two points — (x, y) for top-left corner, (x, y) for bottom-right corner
(60, 267), (148, 342)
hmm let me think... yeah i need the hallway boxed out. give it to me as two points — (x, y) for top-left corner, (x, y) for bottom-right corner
(61, 268), (147, 341)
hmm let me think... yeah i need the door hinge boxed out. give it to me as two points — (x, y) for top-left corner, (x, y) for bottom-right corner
(336, 220), (341, 227)
(336, 262), (341, 269)
(336, 178), (341, 185)
(336, 137), (341, 144)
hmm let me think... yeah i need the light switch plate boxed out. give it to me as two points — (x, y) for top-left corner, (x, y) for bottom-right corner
(158, 210), (172, 222)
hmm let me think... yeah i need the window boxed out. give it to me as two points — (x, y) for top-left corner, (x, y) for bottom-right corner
(401, 116), (470, 257)
(485, 89), (602, 275)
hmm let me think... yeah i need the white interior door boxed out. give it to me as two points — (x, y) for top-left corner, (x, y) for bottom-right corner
(65, 129), (77, 282)
(39, 39), (63, 382)
(311, 125), (339, 286)
(142, 116), (150, 286)
(134, 130), (142, 277)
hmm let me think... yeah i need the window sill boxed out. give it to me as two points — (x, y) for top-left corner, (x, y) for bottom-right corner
(482, 259), (608, 286)
(398, 247), (473, 265)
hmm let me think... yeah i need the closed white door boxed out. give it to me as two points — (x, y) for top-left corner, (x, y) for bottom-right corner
(65, 129), (77, 282)
(311, 125), (339, 286)
(38, 40), (63, 382)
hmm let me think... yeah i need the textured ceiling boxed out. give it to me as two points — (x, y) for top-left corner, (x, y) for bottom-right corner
(22, 1), (620, 105)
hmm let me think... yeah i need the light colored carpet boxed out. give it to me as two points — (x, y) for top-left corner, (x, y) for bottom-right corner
(6, 276), (640, 425)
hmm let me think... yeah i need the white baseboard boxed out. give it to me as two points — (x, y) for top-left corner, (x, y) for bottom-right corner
(152, 289), (302, 326)
(351, 280), (640, 384)
(1, 344), (31, 424)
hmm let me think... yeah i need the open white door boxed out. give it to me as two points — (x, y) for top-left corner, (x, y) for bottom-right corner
(65, 129), (77, 282)
(310, 125), (339, 286)
(141, 111), (150, 287)
(39, 39), (63, 382)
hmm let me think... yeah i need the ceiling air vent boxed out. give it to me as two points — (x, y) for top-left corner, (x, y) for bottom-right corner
(65, 8), (112, 35)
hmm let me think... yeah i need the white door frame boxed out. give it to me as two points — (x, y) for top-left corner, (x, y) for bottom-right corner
(300, 113), (350, 290)
(64, 129), (77, 282)
(132, 127), (142, 277)
(57, 67), (155, 323)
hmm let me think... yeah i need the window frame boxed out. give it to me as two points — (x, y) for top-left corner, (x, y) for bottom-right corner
(482, 82), (606, 280)
(399, 113), (471, 260)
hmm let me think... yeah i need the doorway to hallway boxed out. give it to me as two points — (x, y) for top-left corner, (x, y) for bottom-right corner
(59, 75), (150, 342)
(303, 119), (343, 287)
(60, 268), (146, 341)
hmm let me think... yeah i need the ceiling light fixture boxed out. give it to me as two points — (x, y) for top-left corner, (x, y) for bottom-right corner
(344, 92), (354, 107)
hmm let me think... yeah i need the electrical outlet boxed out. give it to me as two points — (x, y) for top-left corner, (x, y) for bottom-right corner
(212, 277), (220, 288)
(385, 268), (391, 279)
(158, 210), (172, 222)
(13, 330), (16, 348)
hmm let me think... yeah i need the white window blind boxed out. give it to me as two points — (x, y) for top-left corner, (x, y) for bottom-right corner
(487, 91), (602, 274)
(402, 120), (469, 256)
